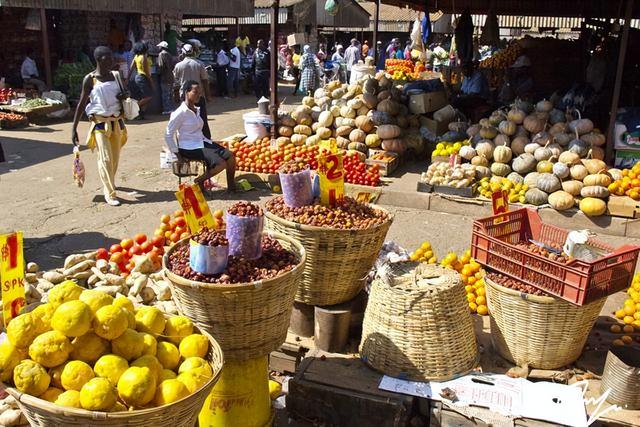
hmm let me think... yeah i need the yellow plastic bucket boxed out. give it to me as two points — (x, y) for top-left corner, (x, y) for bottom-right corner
(199, 355), (271, 427)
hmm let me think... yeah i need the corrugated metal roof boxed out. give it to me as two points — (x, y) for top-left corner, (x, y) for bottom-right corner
(316, 0), (370, 27)
(183, 8), (288, 26)
(254, 0), (306, 7)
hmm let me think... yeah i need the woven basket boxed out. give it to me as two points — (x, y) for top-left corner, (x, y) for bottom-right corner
(485, 277), (605, 369)
(359, 263), (478, 381)
(164, 231), (305, 361)
(601, 347), (640, 409)
(264, 205), (393, 306)
(4, 321), (223, 427)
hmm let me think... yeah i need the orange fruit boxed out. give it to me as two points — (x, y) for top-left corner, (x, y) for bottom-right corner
(161, 215), (171, 224)
(134, 234), (147, 245)
(623, 315), (634, 325)
(477, 305), (489, 315)
(121, 239), (134, 250)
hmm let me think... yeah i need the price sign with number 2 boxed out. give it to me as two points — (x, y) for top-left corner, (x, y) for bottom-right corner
(0, 232), (26, 324)
(317, 153), (345, 207)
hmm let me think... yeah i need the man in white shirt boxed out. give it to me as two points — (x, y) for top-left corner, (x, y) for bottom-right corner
(343, 39), (361, 83)
(21, 48), (47, 93)
(216, 41), (230, 98)
(173, 44), (212, 140)
(227, 44), (241, 98)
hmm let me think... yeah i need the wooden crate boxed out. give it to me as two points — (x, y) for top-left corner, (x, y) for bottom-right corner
(366, 150), (399, 177)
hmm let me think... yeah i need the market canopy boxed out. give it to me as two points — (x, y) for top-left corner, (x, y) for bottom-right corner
(0, 0), (254, 16)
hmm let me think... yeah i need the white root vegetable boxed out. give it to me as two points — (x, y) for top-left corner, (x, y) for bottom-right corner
(42, 271), (64, 284)
(25, 273), (37, 284)
(129, 275), (149, 297)
(95, 259), (109, 273)
(0, 408), (21, 426)
(63, 259), (95, 277)
(149, 281), (172, 301)
(64, 253), (88, 269)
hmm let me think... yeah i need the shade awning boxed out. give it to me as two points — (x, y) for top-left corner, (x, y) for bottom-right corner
(0, 0), (254, 16)
(316, 0), (370, 28)
(183, 8), (288, 27)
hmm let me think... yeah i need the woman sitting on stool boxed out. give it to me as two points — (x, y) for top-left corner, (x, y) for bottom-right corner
(165, 80), (236, 193)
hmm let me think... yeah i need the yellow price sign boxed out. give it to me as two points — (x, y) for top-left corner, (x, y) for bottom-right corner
(175, 184), (217, 234)
(317, 152), (345, 207)
(0, 232), (26, 324)
(318, 139), (338, 154)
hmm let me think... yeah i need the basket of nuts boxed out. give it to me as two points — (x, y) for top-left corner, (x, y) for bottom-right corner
(163, 229), (305, 361)
(264, 196), (393, 306)
(484, 272), (605, 369)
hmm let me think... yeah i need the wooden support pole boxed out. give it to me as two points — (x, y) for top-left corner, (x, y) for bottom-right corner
(606, 0), (633, 164)
(40, 7), (52, 88)
(372, 0), (380, 64)
(236, 17), (240, 39)
(270, 0), (280, 139)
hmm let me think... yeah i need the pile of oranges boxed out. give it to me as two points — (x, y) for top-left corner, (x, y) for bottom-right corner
(409, 241), (438, 264)
(610, 272), (640, 346)
(152, 210), (224, 247)
(441, 250), (488, 316)
(608, 162), (640, 200)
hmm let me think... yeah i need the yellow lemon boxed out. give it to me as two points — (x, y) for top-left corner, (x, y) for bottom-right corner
(468, 302), (478, 312)
(113, 295), (134, 313)
(48, 280), (83, 308)
(160, 369), (177, 382)
(132, 355), (163, 384)
(94, 354), (129, 386)
(117, 367), (157, 407)
(13, 359), (50, 396)
(61, 360), (95, 391)
(624, 299), (635, 307)
(178, 357), (212, 376)
(70, 333), (110, 365)
(79, 289), (114, 314)
(476, 296), (487, 306)
(7, 312), (39, 349)
(124, 309), (136, 329)
(141, 333), (158, 356)
(31, 303), (55, 334)
(615, 309), (626, 319)
(179, 334), (209, 359)
(0, 341), (25, 382)
(420, 242), (431, 250)
(623, 305), (636, 316)
(51, 300), (93, 337)
(633, 319), (640, 329)
(624, 315), (634, 325)
(135, 306), (166, 335)
(49, 362), (67, 389)
(94, 305), (128, 340)
(40, 387), (64, 402)
(154, 379), (190, 406)
(110, 401), (128, 412)
(156, 342), (180, 370)
(163, 316), (194, 345)
(29, 330), (72, 368)
(80, 377), (117, 411)
(176, 369), (209, 393)
(111, 329), (144, 361)
(55, 390), (81, 408)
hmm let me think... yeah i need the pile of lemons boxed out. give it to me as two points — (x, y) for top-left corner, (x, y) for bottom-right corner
(0, 281), (212, 412)
(477, 177), (529, 203)
(431, 141), (469, 158)
(611, 273), (640, 346)
(409, 241), (438, 264)
(440, 250), (488, 316)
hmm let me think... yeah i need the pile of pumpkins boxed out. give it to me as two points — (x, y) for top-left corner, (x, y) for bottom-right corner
(458, 99), (621, 217)
(276, 73), (424, 160)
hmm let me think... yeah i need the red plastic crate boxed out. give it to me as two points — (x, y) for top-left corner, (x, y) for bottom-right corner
(471, 208), (640, 305)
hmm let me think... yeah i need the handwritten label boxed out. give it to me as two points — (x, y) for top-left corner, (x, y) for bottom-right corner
(175, 184), (216, 233)
(317, 153), (345, 207)
(0, 232), (26, 324)
(492, 190), (509, 224)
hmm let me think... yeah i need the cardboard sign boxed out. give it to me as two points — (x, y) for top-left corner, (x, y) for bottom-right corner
(318, 139), (338, 155)
(0, 232), (26, 324)
(175, 184), (216, 233)
(317, 152), (345, 207)
(492, 190), (509, 224)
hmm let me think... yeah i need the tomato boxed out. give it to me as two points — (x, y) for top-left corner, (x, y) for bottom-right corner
(173, 210), (184, 217)
(169, 233), (180, 243)
(154, 229), (164, 237)
(151, 235), (164, 248)
(110, 252), (124, 264)
(120, 238), (134, 250)
(139, 241), (152, 253)
(96, 248), (109, 260)
(161, 214), (171, 224)
(109, 244), (122, 254)
(175, 217), (186, 228)
(174, 227), (185, 237)
(134, 233), (147, 245)
(128, 245), (143, 257)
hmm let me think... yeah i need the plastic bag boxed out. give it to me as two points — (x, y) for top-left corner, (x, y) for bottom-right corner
(73, 147), (85, 187)
(324, 0), (340, 16)
(280, 169), (313, 208)
(189, 240), (229, 275)
(226, 213), (264, 260)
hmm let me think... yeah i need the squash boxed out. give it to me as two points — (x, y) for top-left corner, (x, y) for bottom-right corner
(536, 99), (553, 113)
(475, 166), (491, 180)
(507, 172), (524, 184)
(378, 75), (391, 90)
(276, 136), (291, 146)
(581, 186), (610, 199)
(365, 134), (381, 148)
(559, 151), (581, 165)
(330, 105), (341, 117)
(523, 115), (545, 134)
(336, 136), (350, 149)
(371, 111), (394, 126)
(552, 162), (570, 179)
(498, 120), (517, 137)
(357, 106), (370, 117)
(311, 108), (322, 121)
(340, 106), (356, 119)
(293, 105), (312, 117)
(479, 126), (498, 139)
(581, 156), (607, 175)
(294, 125), (312, 136)
(489, 110), (505, 126)
(515, 125), (529, 138)
(491, 162), (511, 177)
(547, 142), (563, 158)
(362, 93), (378, 109)
(512, 153), (537, 174)
(348, 142), (367, 153)
(494, 134), (510, 147)
(396, 116), (409, 129)
(377, 99), (399, 116)
(340, 118), (356, 128)
(377, 90), (391, 101)
(318, 111), (333, 127)
(316, 127), (332, 139)
(291, 134), (307, 146)
(311, 122), (321, 132)
(548, 109), (566, 124)
(536, 160), (554, 174)
(534, 111), (549, 122)
(537, 173), (561, 193)
(298, 115), (313, 126)
(381, 139), (406, 153)
(524, 143), (540, 155)
(525, 188), (549, 206)
(278, 126), (293, 137)
(549, 122), (567, 135)
(580, 197), (607, 216)
(570, 164), (588, 181)
(568, 118), (594, 135)
(548, 191), (574, 211)
(553, 133), (572, 147)
(581, 132), (606, 147)
(532, 131), (552, 146)
(513, 98), (533, 114)
(507, 107), (526, 124)
(608, 169), (623, 181)
(313, 88), (326, 99)
(349, 129), (366, 143)
(583, 172), (612, 187)
(467, 124), (481, 138)
(355, 116), (374, 133)
(448, 121), (468, 133)
(479, 118), (492, 128)
(475, 140), (495, 160)
(336, 126), (353, 137)
(363, 78), (378, 95)
(347, 98), (363, 110)
(511, 136), (529, 156)
(562, 180), (584, 196)
(471, 155), (489, 167)
(331, 88), (346, 99)
(279, 116), (296, 127)
(493, 142), (513, 163)
(568, 137), (588, 157)
(459, 146), (476, 161)
(377, 124), (401, 139)
(591, 146), (605, 160)
(305, 135), (320, 146)
(524, 172), (541, 189)
(316, 96), (331, 108)
(534, 144), (553, 162)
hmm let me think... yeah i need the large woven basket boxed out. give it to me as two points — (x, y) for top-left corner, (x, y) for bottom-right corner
(485, 277), (605, 369)
(600, 347), (640, 409)
(359, 263), (478, 381)
(264, 205), (393, 306)
(4, 320), (223, 427)
(164, 231), (305, 361)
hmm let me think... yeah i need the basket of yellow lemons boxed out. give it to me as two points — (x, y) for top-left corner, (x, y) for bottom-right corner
(0, 281), (224, 427)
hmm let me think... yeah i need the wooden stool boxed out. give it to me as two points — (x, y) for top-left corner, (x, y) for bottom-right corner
(171, 159), (207, 185)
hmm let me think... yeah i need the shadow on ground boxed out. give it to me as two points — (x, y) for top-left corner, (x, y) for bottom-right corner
(24, 232), (120, 269)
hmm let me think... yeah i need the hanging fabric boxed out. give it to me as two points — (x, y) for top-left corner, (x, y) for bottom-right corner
(454, 8), (474, 64)
(480, 12), (500, 46)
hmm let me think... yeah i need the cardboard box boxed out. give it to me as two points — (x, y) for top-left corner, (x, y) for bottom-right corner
(420, 116), (450, 136)
(614, 122), (640, 151)
(287, 33), (306, 47)
(409, 91), (448, 114)
(614, 149), (640, 169)
(366, 150), (399, 176)
(608, 196), (640, 218)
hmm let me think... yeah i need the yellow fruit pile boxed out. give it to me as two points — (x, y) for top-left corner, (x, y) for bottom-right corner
(431, 141), (470, 158)
(441, 250), (488, 315)
(409, 241), (438, 264)
(0, 281), (212, 412)
(613, 273), (640, 333)
(478, 177), (528, 203)
(608, 162), (640, 200)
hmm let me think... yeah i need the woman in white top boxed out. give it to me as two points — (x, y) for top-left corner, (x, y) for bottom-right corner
(165, 80), (236, 192)
(71, 46), (128, 206)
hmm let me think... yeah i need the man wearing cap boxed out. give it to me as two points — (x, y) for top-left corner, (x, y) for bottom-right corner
(157, 41), (176, 114)
(173, 43), (213, 140)
(498, 55), (534, 104)
(344, 39), (361, 83)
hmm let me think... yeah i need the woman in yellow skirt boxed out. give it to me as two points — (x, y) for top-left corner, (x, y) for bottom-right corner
(71, 46), (127, 206)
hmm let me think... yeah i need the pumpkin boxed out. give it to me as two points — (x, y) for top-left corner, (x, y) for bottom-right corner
(507, 107), (526, 124)
(524, 143), (540, 155)
(559, 151), (581, 165)
(548, 191), (575, 211)
(340, 106), (356, 119)
(515, 125), (529, 138)
(349, 129), (366, 143)
(336, 126), (353, 137)
(475, 166), (491, 179)
(549, 122), (568, 135)
(511, 136), (529, 155)
(534, 111), (549, 122)
(580, 198), (607, 216)
(365, 134), (381, 148)
(381, 139), (406, 153)
(311, 122), (321, 132)
(357, 106), (370, 117)
(336, 136), (350, 149)
(306, 135), (320, 146)
(491, 162), (511, 177)
(537, 173), (561, 193)
(294, 125), (312, 136)
(568, 138), (588, 157)
(311, 108), (322, 121)
(371, 111), (394, 126)
(581, 157), (607, 175)
(475, 140), (495, 160)
(396, 116), (409, 129)
(346, 150), (366, 162)
(279, 116), (296, 127)
(467, 124), (481, 138)
(512, 153), (537, 174)
(513, 98), (533, 114)
(523, 115), (545, 134)
(608, 169), (623, 181)
(547, 142), (563, 158)
(581, 132), (606, 147)
(489, 110), (505, 126)
(536, 99), (553, 113)
(318, 111), (333, 127)
(562, 180), (584, 196)
(299, 115), (313, 126)
(347, 98), (363, 110)
(302, 96), (315, 107)
(525, 188), (548, 206)
(494, 142), (513, 163)
(494, 134), (510, 147)
(581, 186), (610, 199)
(377, 99), (399, 116)
(278, 126), (293, 137)
(378, 76), (391, 89)
(348, 142), (367, 153)
(362, 93), (378, 109)
(552, 162), (570, 179)
(536, 160), (554, 174)
(331, 88), (346, 100)
(363, 78), (378, 95)
(479, 118), (492, 127)
(459, 146), (476, 160)
(355, 116), (374, 132)
(291, 134), (307, 146)
(534, 144), (553, 162)
(291, 108), (309, 123)
(377, 90), (391, 101)
(548, 109), (567, 124)
(471, 155), (489, 167)
(341, 118), (356, 128)
(479, 126), (498, 139)
(570, 164), (588, 181)
(377, 124), (401, 139)
(507, 172), (524, 184)
(568, 118), (594, 135)
(583, 173), (612, 187)
(524, 172), (541, 189)
(330, 105), (341, 117)
(276, 136), (291, 146)
(532, 131), (552, 146)
(316, 127), (332, 139)
(553, 133), (572, 147)
(591, 146), (605, 160)
(313, 88), (326, 99)
(315, 97), (329, 108)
